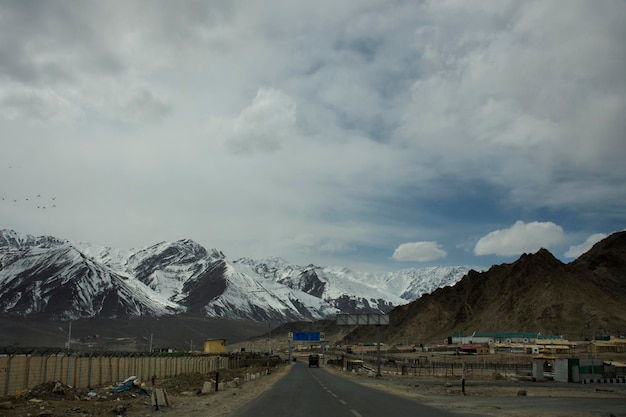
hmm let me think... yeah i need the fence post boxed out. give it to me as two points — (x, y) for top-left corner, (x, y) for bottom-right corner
(461, 363), (466, 395)
(4, 354), (13, 397)
(87, 355), (93, 388)
(52, 355), (59, 381)
(23, 354), (31, 392)
(66, 353), (72, 386)
(39, 353), (46, 385)
(98, 356), (103, 386)
(72, 356), (78, 388)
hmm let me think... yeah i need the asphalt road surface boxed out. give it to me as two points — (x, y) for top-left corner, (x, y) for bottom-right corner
(231, 362), (470, 417)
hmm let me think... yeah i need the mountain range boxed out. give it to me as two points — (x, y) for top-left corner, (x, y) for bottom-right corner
(342, 230), (626, 344)
(0, 229), (472, 323)
(2, 229), (625, 349)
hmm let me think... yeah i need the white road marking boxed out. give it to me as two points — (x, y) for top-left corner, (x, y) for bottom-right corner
(350, 409), (362, 417)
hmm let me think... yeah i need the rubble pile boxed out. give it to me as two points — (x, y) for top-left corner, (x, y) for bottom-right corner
(28, 381), (80, 401)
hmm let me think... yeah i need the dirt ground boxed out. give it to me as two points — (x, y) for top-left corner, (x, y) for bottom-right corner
(0, 363), (286, 417)
(2, 362), (626, 417)
(326, 365), (626, 417)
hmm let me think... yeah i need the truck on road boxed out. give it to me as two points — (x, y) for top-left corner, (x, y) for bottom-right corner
(308, 354), (320, 367)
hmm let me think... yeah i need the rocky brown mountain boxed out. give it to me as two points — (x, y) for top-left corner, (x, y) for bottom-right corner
(347, 231), (626, 344)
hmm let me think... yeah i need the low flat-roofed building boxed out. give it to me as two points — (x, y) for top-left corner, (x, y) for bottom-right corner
(592, 338), (626, 353)
(204, 338), (226, 354)
(535, 339), (574, 354)
(603, 360), (626, 378)
(453, 331), (541, 344)
(457, 344), (490, 355)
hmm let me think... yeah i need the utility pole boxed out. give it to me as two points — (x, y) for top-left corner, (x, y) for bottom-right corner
(67, 321), (72, 350)
(267, 322), (271, 373)
(376, 325), (382, 377)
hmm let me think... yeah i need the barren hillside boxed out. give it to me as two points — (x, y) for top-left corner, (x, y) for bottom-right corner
(347, 231), (626, 344)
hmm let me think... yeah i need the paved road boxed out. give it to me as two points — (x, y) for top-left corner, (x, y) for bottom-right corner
(231, 362), (469, 417)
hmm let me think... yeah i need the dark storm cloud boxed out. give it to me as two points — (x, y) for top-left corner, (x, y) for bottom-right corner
(0, 1), (125, 85)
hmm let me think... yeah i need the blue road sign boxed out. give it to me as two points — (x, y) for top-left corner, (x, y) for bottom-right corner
(292, 332), (321, 341)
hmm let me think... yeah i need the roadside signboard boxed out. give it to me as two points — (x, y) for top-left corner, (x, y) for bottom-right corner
(289, 331), (325, 341)
(335, 313), (389, 377)
(336, 314), (389, 326)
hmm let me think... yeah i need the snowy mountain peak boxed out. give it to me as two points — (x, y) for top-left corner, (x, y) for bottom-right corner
(0, 229), (474, 322)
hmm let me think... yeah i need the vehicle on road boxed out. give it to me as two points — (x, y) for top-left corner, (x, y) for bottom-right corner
(308, 354), (320, 367)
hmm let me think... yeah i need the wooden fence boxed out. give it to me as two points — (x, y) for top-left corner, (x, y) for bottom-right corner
(0, 352), (230, 396)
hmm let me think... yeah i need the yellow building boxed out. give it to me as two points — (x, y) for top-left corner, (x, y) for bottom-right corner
(203, 338), (226, 354)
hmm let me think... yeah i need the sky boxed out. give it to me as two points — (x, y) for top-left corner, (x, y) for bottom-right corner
(1, 1), (625, 272)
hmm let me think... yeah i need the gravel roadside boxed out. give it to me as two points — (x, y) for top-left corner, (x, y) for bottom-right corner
(2, 363), (625, 417)
(322, 365), (626, 417)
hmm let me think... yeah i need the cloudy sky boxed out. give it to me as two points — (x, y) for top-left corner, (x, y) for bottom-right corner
(1, 1), (624, 272)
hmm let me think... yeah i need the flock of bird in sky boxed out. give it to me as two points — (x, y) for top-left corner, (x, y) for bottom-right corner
(1, 194), (57, 209)
(2, 165), (58, 210)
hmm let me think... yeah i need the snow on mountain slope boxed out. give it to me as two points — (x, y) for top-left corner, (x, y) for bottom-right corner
(230, 258), (472, 313)
(0, 240), (179, 319)
(0, 229), (473, 322)
(367, 266), (477, 301)
(71, 239), (228, 305)
(125, 240), (222, 302)
(193, 261), (338, 322)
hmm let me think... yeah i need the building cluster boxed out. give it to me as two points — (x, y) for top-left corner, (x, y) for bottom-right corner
(449, 331), (571, 355)
(447, 331), (626, 356)
(447, 331), (626, 383)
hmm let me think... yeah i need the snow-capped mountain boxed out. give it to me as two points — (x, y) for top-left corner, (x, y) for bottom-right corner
(0, 237), (179, 319)
(0, 229), (474, 322)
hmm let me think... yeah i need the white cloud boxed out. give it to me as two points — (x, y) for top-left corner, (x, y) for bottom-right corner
(392, 241), (447, 262)
(0, 1), (624, 272)
(216, 88), (297, 154)
(124, 87), (171, 123)
(0, 81), (83, 123)
(396, 0), (626, 210)
(564, 233), (608, 258)
(474, 221), (565, 257)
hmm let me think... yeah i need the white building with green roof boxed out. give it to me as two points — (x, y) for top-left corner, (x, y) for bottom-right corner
(451, 331), (562, 345)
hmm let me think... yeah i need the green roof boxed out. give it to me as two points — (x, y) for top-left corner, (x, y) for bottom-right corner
(472, 332), (539, 338)
(537, 334), (563, 340)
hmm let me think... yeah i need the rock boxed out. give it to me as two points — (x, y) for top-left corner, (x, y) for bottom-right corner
(111, 402), (131, 415)
(201, 381), (215, 394)
(52, 381), (66, 394)
(0, 401), (15, 410)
